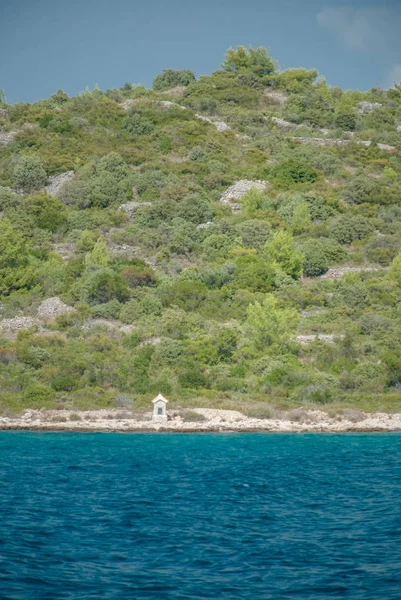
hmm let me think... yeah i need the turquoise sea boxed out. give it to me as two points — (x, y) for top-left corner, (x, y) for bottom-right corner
(0, 432), (401, 599)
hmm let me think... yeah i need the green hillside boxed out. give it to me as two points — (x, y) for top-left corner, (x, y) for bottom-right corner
(1, 46), (401, 414)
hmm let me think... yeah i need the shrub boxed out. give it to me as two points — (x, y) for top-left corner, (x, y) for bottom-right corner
(152, 69), (195, 91)
(342, 176), (376, 205)
(82, 269), (130, 304)
(122, 113), (154, 135)
(13, 155), (47, 194)
(23, 384), (55, 405)
(271, 159), (318, 185)
(331, 215), (375, 245)
(302, 238), (347, 277)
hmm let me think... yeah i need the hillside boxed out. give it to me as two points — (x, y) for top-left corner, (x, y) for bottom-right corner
(1, 46), (401, 415)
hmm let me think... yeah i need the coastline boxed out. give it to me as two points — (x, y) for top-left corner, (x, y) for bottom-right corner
(1, 408), (401, 433)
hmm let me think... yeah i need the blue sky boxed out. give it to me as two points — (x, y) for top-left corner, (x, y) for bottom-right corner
(1, 0), (401, 104)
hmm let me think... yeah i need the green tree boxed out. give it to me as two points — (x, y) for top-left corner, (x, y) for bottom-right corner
(0, 219), (34, 295)
(246, 294), (299, 349)
(13, 155), (47, 194)
(264, 230), (303, 279)
(387, 250), (401, 286)
(85, 238), (110, 267)
(152, 69), (195, 91)
(222, 46), (276, 77)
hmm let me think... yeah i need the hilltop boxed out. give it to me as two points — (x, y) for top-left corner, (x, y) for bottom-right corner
(1, 46), (401, 416)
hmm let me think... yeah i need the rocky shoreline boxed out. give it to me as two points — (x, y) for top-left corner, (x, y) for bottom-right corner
(1, 408), (401, 433)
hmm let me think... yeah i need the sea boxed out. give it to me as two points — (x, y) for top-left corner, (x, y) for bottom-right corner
(0, 432), (400, 599)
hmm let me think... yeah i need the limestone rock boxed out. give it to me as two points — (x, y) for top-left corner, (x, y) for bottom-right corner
(155, 101), (186, 110)
(263, 89), (288, 105)
(0, 131), (17, 145)
(220, 180), (268, 212)
(37, 297), (75, 320)
(357, 101), (382, 114)
(397, 125), (401, 133)
(195, 114), (231, 132)
(118, 201), (152, 218)
(271, 116), (297, 131)
(46, 170), (75, 197)
(292, 137), (397, 152)
(0, 108), (7, 118)
(196, 221), (214, 229)
(0, 316), (41, 334)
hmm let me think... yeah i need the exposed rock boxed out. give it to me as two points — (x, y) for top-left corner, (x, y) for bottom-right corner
(120, 99), (135, 110)
(195, 114), (231, 132)
(139, 336), (161, 347)
(0, 108), (7, 118)
(37, 297), (75, 320)
(271, 116), (297, 131)
(46, 170), (75, 197)
(0, 316), (42, 335)
(162, 86), (185, 97)
(107, 243), (140, 257)
(155, 101), (186, 110)
(263, 89), (288, 105)
(357, 101), (382, 114)
(220, 180), (268, 212)
(52, 243), (74, 261)
(0, 131), (17, 145)
(292, 137), (397, 152)
(120, 324), (136, 334)
(118, 201), (152, 218)
(319, 266), (385, 280)
(397, 125), (401, 133)
(295, 334), (343, 345)
(196, 221), (214, 229)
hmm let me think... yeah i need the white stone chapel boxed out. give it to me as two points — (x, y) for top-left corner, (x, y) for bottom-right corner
(152, 393), (168, 420)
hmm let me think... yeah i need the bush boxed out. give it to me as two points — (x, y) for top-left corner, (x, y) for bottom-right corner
(13, 155), (47, 194)
(23, 384), (55, 405)
(331, 215), (375, 245)
(342, 176), (376, 205)
(302, 238), (347, 277)
(271, 159), (318, 185)
(122, 113), (154, 135)
(152, 69), (195, 91)
(82, 269), (130, 304)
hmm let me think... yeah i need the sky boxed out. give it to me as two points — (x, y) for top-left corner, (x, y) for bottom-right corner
(0, 0), (401, 104)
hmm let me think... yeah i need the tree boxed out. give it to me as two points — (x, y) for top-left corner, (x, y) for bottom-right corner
(152, 69), (195, 91)
(0, 219), (34, 295)
(13, 155), (47, 194)
(264, 230), (303, 279)
(387, 250), (401, 286)
(23, 193), (67, 231)
(85, 238), (110, 267)
(222, 46), (276, 77)
(246, 294), (299, 349)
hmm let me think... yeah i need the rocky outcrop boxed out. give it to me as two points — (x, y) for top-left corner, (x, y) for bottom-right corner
(263, 89), (288, 105)
(196, 221), (214, 229)
(0, 316), (42, 335)
(195, 114), (231, 132)
(319, 266), (385, 280)
(292, 137), (397, 152)
(156, 101), (186, 110)
(357, 101), (382, 114)
(37, 297), (75, 320)
(0, 108), (8, 118)
(0, 131), (17, 145)
(295, 334), (344, 344)
(46, 170), (75, 198)
(397, 125), (401, 133)
(271, 116), (297, 131)
(118, 201), (152, 218)
(220, 180), (268, 212)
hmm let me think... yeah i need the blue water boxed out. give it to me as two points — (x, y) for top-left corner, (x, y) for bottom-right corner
(1, 433), (401, 599)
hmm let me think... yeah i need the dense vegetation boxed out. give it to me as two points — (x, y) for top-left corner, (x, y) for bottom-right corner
(1, 46), (401, 413)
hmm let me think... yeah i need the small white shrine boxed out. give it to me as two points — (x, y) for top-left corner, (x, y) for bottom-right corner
(152, 393), (168, 420)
